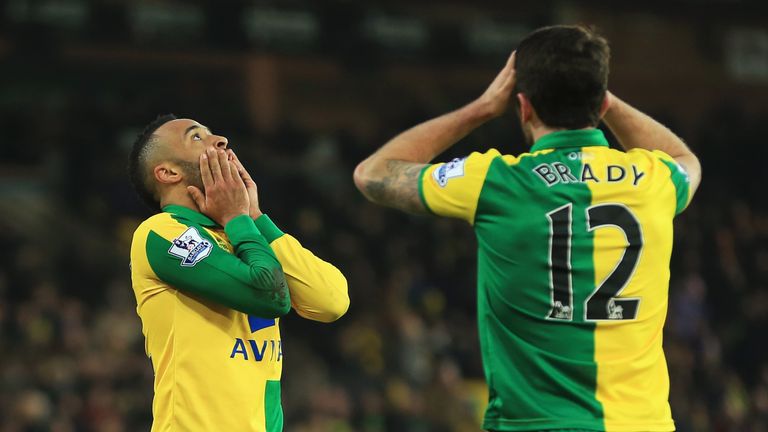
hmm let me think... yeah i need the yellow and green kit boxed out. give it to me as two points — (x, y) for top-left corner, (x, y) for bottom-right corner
(130, 206), (348, 432)
(419, 129), (690, 432)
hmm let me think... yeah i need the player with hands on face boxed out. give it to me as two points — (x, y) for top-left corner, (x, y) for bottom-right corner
(128, 116), (349, 432)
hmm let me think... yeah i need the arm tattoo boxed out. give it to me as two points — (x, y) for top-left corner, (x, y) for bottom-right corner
(364, 160), (428, 214)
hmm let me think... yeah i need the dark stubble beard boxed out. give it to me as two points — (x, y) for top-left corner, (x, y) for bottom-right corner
(174, 159), (205, 193)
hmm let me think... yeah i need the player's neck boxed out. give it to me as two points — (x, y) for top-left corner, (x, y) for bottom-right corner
(159, 187), (202, 214)
(530, 125), (597, 145)
(531, 126), (562, 144)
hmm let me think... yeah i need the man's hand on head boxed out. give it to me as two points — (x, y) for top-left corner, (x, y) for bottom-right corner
(227, 150), (263, 220)
(476, 51), (517, 119)
(187, 148), (250, 227)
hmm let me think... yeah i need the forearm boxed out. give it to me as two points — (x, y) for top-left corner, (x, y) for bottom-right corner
(357, 51), (514, 170)
(224, 215), (290, 315)
(603, 94), (702, 198)
(603, 94), (692, 158)
(186, 267), (288, 317)
(356, 100), (496, 188)
(354, 99), (496, 210)
(278, 235), (349, 322)
(147, 224), (289, 317)
(254, 215), (349, 322)
(354, 52), (515, 211)
(367, 99), (496, 165)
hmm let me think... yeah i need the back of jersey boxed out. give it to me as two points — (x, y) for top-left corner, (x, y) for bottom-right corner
(419, 129), (690, 432)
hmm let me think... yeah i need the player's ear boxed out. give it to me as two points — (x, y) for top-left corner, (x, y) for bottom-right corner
(154, 163), (183, 185)
(517, 93), (534, 124)
(598, 91), (611, 118)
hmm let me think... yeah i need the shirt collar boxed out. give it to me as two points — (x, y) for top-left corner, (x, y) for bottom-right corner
(530, 128), (609, 152)
(162, 205), (218, 227)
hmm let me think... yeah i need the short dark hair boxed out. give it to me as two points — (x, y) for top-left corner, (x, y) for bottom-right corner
(128, 114), (177, 210)
(515, 25), (609, 129)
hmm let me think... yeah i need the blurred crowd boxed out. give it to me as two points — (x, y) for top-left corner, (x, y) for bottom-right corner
(0, 89), (766, 432)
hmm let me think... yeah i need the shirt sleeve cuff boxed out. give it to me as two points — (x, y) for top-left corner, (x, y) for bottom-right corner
(224, 214), (264, 248)
(253, 214), (285, 243)
(418, 164), (435, 215)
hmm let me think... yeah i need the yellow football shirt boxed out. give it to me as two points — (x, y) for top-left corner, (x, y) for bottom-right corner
(130, 206), (348, 431)
(419, 129), (691, 431)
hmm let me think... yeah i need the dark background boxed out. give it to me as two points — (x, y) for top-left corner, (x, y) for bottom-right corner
(0, 1), (767, 431)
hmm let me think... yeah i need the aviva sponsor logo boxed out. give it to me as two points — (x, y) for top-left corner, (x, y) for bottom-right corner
(229, 315), (281, 362)
(230, 338), (282, 362)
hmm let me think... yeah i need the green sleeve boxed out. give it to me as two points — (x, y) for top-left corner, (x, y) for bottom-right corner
(145, 215), (290, 317)
(659, 158), (691, 215)
(253, 214), (285, 243)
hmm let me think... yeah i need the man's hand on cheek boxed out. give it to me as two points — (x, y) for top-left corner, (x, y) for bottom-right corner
(227, 149), (262, 220)
(187, 148), (250, 227)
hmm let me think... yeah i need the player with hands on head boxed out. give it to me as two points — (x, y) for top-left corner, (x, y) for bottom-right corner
(355, 25), (700, 432)
(128, 116), (349, 432)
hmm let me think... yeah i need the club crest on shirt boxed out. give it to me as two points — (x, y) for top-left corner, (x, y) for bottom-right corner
(433, 157), (466, 187)
(168, 227), (212, 267)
